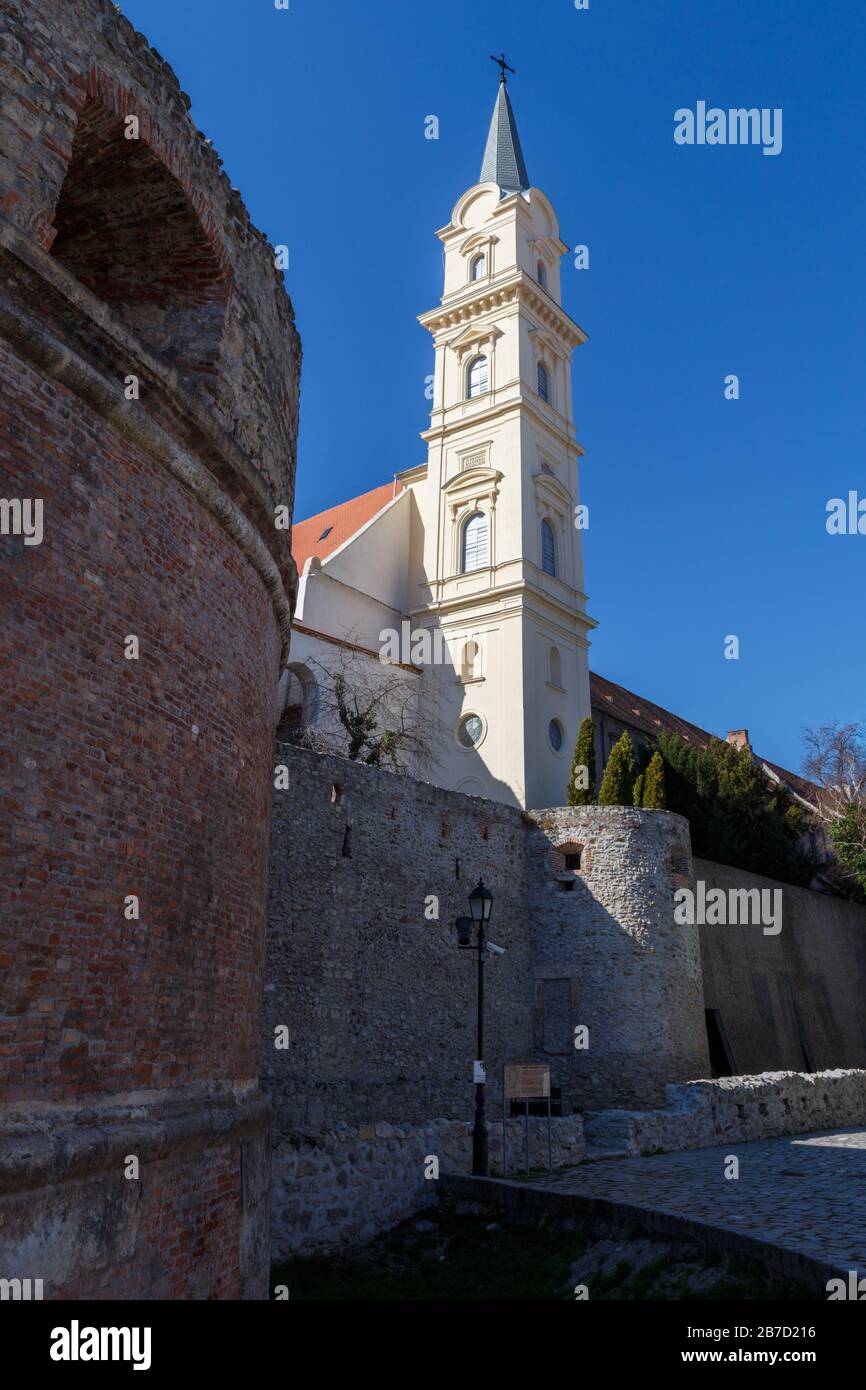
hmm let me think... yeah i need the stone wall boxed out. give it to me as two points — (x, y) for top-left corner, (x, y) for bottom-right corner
(264, 745), (534, 1132)
(265, 756), (711, 1130)
(696, 859), (866, 1076)
(264, 751), (718, 1254)
(0, 0), (299, 1299)
(584, 1069), (866, 1156)
(529, 808), (710, 1108)
(265, 751), (866, 1256)
(272, 1115), (584, 1261)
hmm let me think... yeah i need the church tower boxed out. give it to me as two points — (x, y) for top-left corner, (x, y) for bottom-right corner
(407, 67), (596, 810)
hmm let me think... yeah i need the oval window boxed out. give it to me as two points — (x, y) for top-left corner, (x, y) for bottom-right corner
(458, 714), (484, 749)
(548, 719), (563, 753)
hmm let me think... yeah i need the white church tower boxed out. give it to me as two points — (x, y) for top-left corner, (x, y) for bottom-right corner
(406, 64), (596, 809)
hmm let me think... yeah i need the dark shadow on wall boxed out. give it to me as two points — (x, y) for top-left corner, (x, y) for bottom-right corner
(697, 857), (866, 1078)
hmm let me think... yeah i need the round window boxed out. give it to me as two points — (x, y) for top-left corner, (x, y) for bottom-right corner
(548, 719), (563, 752)
(457, 714), (484, 749)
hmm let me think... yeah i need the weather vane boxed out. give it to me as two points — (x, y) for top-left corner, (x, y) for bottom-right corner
(490, 52), (515, 85)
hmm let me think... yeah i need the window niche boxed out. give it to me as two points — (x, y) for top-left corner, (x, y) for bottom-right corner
(460, 639), (482, 682)
(548, 645), (562, 689)
(50, 98), (229, 395)
(550, 841), (589, 879)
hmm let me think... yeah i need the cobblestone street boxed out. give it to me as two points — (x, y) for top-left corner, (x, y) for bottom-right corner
(525, 1128), (866, 1277)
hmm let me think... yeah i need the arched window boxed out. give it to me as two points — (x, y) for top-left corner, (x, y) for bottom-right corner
(470, 252), (486, 281)
(537, 260), (546, 288)
(467, 354), (489, 399)
(541, 519), (556, 576)
(461, 512), (488, 573)
(461, 640), (481, 681)
(549, 645), (562, 687)
(537, 361), (550, 403)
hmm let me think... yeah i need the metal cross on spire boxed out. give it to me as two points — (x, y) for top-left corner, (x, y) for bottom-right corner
(490, 52), (515, 85)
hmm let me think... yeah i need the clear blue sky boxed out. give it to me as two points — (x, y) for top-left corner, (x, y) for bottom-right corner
(121, 0), (865, 776)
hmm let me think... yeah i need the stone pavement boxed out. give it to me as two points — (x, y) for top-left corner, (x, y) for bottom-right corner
(523, 1127), (866, 1280)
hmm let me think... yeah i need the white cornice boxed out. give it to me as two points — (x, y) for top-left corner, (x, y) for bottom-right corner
(421, 396), (584, 459)
(418, 271), (587, 349)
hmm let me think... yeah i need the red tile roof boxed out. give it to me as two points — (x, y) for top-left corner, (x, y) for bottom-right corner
(292, 479), (403, 572)
(590, 671), (715, 751)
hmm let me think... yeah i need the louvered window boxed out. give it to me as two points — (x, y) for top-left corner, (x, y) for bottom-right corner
(537, 361), (550, 402)
(541, 519), (556, 576)
(467, 354), (489, 399)
(461, 512), (488, 573)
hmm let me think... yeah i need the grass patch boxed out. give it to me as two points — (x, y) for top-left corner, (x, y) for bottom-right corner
(273, 1211), (584, 1301)
(271, 1208), (819, 1302)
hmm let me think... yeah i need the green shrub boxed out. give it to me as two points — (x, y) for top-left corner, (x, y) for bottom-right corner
(828, 804), (866, 896)
(642, 752), (666, 809)
(598, 732), (635, 806)
(653, 732), (818, 886)
(567, 716), (596, 806)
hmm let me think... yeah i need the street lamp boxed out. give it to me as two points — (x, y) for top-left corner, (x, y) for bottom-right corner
(456, 878), (495, 1176)
(468, 878), (493, 926)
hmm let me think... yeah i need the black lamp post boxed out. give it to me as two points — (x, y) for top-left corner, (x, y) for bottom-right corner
(457, 878), (494, 1176)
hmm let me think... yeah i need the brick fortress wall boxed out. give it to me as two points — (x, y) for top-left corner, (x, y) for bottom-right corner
(0, 0), (299, 1299)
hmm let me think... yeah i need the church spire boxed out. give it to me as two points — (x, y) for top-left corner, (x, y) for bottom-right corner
(479, 57), (529, 196)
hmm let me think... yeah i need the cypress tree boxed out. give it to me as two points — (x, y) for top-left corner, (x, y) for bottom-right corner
(642, 751), (666, 809)
(598, 731), (635, 806)
(632, 771), (645, 807)
(567, 716), (596, 806)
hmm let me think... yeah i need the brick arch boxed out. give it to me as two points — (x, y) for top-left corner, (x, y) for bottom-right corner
(49, 79), (232, 393)
(76, 66), (232, 275)
(277, 662), (319, 737)
(549, 840), (589, 876)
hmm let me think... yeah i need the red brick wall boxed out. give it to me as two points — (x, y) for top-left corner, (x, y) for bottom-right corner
(4, 1139), (248, 1301)
(0, 0), (299, 1300)
(0, 344), (277, 1103)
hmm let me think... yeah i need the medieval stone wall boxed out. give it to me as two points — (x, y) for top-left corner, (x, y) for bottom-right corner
(264, 753), (711, 1126)
(584, 1069), (866, 1157)
(264, 745), (535, 1133)
(272, 1115), (584, 1261)
(0, 0), (299, 1299)
(528, 807), (711, 1109)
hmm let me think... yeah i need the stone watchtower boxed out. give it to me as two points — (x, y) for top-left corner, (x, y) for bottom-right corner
(0, 0), (299, 1298)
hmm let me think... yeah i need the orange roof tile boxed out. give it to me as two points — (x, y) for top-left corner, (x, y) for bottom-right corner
(292, 480), (403, 572)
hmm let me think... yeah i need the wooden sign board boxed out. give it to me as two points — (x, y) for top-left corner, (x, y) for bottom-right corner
(504, 1063), (550, 1100)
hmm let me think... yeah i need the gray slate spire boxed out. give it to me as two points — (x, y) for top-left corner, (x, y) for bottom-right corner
(479, 79), (529, 195)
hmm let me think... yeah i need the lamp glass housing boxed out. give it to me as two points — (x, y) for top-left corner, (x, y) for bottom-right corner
(468, 879), (493, 925)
